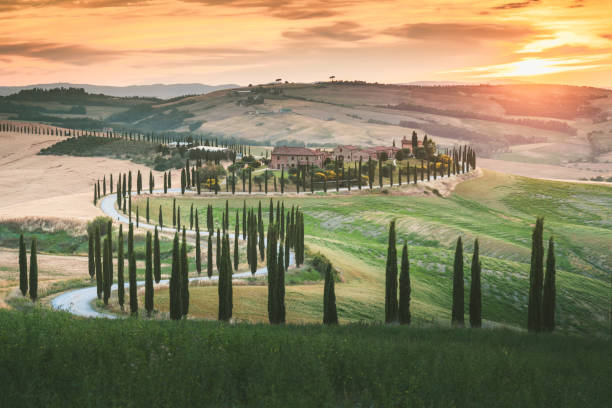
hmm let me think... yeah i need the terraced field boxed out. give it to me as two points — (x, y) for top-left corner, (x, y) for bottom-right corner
(133, 170), (612, 335)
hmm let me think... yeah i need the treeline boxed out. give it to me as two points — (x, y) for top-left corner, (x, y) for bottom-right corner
(382, 217), (556, 331)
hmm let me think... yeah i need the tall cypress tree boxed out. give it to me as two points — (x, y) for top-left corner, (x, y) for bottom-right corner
(146, 197), (150, 224)
(181, 228), (189, 317)
(398, 243), (411, 325)
(528, 217), (544, 332)
(169, 232), (182, 320)
(195, 215), (202, 275)
(234, 211), (239, 270)
(95, 227), (102, 299)
(469, 239), (482, 328)
(216, 229), (221, 273)
(118, 225), (125, 311)
(451, 237), (465, 327)
(542, 236), (556, 332)
(158, 205), (163, 230)
(19, 234), (28, 296)
(267, 224), (277, 323)
(154, 227), (161, 283)
(190, 204), (194, 230)
(102, 237), (110, 305)
(385, 220), (398, 323)
(172, 198), (176, 227)
(129, 224), (138, 316)
(149, 170), (154, 194)
(277, 241), (286, 324)
(29, 238), (38, 301)
(145, 231), (154, 317)
(323, 263), (338, 324)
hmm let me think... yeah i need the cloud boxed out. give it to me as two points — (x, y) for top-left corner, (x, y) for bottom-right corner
(491, 0), (540, 10)
(0, 1), (150, 12)
(283, 21), (370, 41)
(144, 46), (260, 55)
(180, 0), (368, 20)
(0, 40), (126, 65)
(383, 23), (539, 42)
(601, 34), (612, 41)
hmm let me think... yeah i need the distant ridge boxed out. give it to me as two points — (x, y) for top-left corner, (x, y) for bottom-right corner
(0, 83), (239, 99)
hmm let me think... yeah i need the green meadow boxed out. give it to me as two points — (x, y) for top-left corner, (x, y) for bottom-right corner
(131, 170), (612, 335)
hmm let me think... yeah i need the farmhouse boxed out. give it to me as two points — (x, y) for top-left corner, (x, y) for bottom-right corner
(270, 146), (326, 169)
(333, 145), (377, 161)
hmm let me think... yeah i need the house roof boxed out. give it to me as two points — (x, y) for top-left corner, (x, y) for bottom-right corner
(272, 146), (321, 156)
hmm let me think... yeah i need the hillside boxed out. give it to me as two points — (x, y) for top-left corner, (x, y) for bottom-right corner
(0, 83), (238, 99)
(1, 83), (611, 180)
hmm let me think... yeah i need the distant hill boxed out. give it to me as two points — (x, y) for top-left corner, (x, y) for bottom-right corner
(0, 83), (239, 99)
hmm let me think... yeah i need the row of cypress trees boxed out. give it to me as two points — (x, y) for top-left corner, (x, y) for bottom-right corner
(17, 234), (38, 301)
(384, 222), (481, 327)
(385, 218), (557, 331)
(96, 143), (477, 206)
(88, 221), (163, 316)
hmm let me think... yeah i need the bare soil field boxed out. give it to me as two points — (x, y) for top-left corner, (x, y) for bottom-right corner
(0, 132), (165, 220)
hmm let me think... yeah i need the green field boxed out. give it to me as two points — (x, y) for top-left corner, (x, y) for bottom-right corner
(1, 308), (610, 407)
(131, 170), (612, 335)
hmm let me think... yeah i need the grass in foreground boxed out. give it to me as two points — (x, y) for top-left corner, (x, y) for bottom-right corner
(0, 308), (610, 408)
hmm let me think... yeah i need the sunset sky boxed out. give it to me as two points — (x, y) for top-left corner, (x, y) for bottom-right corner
(0, 0), (611, 87)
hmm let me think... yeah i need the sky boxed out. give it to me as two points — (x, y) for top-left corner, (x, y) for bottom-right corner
(0, 0), (611, 87)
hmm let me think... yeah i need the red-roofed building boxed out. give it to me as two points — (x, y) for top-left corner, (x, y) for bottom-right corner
(270, 146), (326, 169)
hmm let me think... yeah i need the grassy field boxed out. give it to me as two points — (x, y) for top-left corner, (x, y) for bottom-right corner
(1, 308), (610, 407)
(130, 170), (612, 335)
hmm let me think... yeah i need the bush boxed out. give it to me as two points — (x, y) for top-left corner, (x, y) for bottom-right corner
(87, 216), (112, 237)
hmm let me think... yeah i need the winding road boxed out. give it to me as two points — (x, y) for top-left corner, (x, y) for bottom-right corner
(51, 170), (467, 318)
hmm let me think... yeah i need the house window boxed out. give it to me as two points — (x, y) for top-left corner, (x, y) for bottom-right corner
(291, 156), (294, 160)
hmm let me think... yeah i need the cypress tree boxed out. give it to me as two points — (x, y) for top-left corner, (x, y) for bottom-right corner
(258, 203), (265, 261)
(218, 234), (232, 321)
(280, 168), (284, 194)
(385, 220), (398, 323)
(19, 234), (28, 296)
(118, 225), (125, 311)
(528, 217), (544, 332)
(145, 231), (153, 317)
(398, 243), (411, 325)
(102, 237), (110, 305)
(29, 238), (38, 301)
(207, 234), (213, 278)
(172, 198), (176, 226)
(127, 251), (138, 316)
(168, 170), (172, 188)
(451, 237), (465, 327)
(149, 170), (154, 194)
(214, 228), (221, 273)
(267, 224), (277, 324)
(234, 211), (239, 270)
(164, 172), (168, 194)
(542, 236), (556, 332)
(146, 197), (150, 224)
(177, 207), (181, 232)
(181, 168), (186, 194)
(158, 205), (163, 230)
(95, 227), (102, 299)
(276, 242), (286, 324)
(469, 239), (482, 328)
(195, 215), (201, 275)
(136, 206), (139, 228)
(181, 228), (189, 317)
(190, 204), (194, 230)
(153, 227), (161, 283)
(169, 233), (182, 320)
(323, 263), (338, 325)
(242, 201), (247, 239)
